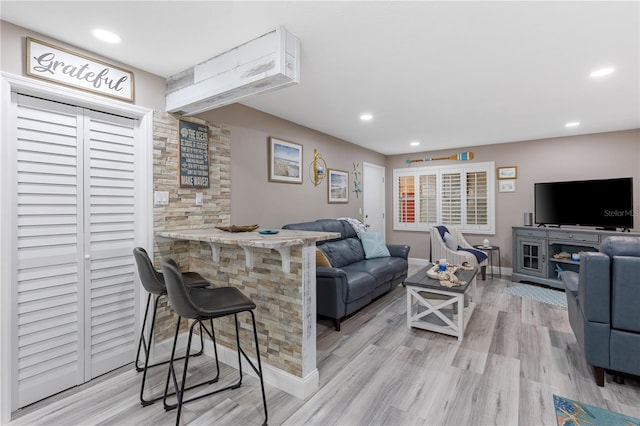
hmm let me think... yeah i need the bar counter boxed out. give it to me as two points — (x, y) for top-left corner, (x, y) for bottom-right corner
(156, 228), (338, 273)
(154, 227), (340, 399)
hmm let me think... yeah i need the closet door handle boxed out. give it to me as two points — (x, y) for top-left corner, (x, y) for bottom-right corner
(85, 254), (91, 260)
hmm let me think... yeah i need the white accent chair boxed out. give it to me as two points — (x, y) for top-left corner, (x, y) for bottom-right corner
(430, 226), (488, 280)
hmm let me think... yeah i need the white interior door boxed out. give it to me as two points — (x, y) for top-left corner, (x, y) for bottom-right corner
(363, 162), (386, 236)
(84, 110), (137, 379)
(12, 94), (138, 409)
(13, 94), (85, 408)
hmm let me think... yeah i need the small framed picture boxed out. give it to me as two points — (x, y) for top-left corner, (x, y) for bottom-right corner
(497, 166), (517, 180)
(268, 137), (303, 184)
(499, 179), (516, 192)
(328, 169), (349, 203)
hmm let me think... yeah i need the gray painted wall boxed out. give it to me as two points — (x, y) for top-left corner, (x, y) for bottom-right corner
(198, 104), (387, 228)
(385, 129), (640, 266)
(203, 106), (639, 269)
(1, 20), (166, 110)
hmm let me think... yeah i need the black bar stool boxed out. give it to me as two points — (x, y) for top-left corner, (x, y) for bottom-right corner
(161, 262), (268, 426)
(133, 247), (210, 406)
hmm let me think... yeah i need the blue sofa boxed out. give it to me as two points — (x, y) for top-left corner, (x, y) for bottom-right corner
(560, 236), (640, 386)
(283, 219), (410, 331)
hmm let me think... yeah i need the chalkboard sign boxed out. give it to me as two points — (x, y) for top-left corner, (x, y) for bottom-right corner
(179, 120), (209, 188)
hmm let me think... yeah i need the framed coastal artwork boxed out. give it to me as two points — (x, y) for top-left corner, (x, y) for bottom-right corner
(497, 166), (517, 180)
(328, 169), (349, 203)
(499, 179), (516, 192)
(268, 137), (303, 184)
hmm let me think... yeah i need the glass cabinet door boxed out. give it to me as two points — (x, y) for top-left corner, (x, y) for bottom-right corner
(517, 238), (546, 277)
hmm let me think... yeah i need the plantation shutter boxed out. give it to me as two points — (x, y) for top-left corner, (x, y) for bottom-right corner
(398, 175), (415, 223)
(418, 173), (437, 224)
(466, 171), (488, 225)
(441, 172), (462, 224)
(394, 163), (494, 233)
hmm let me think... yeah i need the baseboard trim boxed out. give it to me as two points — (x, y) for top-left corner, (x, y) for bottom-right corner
(408, 257), (430, 266)
(490, 266), (512, 277)
(152, 332), (317, 401)
(202, 343), (318, 400)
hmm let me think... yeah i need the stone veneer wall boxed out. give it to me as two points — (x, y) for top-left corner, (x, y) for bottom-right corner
(152, 110), (231, 341)
(189, 245), (305, 376)
(151, 111), (305, 377)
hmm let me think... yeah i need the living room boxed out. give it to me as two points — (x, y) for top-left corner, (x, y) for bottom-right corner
(1, 1), (639, 425)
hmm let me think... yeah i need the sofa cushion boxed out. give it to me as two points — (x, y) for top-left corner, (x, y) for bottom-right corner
(384, 256), (410, 280)
(341, 269), (376, 302)
(359, 231), (391, 259)
(313, 218), (358, 239)
(283, 220), (327, 233)
(321, 238), (366, 267)
(344, 260), (393, 288)
(610, 329), (640, 376)
(611, 256), (640, 333)
(600, 236), (640, 257)
(283, 219), (365, 267)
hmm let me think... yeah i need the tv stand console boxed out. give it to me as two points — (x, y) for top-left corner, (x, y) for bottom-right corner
(512, 226), (640, 289)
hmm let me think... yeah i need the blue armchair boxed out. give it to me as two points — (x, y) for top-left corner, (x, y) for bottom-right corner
(560, 236), (640, 386)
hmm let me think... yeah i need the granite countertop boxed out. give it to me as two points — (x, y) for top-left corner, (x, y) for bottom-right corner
(155, 228), (340, 248)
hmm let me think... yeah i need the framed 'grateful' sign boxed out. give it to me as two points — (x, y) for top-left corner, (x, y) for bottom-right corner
(26, 37), (135, 102)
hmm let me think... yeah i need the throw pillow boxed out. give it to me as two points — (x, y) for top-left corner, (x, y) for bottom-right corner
(316, 248), (332, 267)
(443, 232), (459, 251)
(359, 231), (391, 259)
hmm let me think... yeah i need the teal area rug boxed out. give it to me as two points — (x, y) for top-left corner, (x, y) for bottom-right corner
(502, 283), (567, 308)
(554, 394), (640, 425)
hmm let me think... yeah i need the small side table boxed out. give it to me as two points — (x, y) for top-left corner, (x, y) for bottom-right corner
(473, 245), (501, 278)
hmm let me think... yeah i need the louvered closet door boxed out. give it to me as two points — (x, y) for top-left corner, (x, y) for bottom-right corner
(13, 95), (138, 409)
(83, 110), (137, 379)
(14, 95), (85, 408)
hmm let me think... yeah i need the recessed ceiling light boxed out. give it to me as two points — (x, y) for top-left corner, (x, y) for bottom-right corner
(590, 67), (615, 78)
(360, 113), (373, 121)
(410, 141), (420, 147)
(565, 121), (580, 128)
(92, 28), (121, 43)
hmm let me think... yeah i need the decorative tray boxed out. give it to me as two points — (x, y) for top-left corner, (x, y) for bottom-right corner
(215, 224), (260, 233)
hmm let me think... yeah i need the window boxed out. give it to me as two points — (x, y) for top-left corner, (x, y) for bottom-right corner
(466, 171), (488, 225)
(393, 162), (495, 233)
(398, 175), (415, 223)
(419, 174), (437, 224)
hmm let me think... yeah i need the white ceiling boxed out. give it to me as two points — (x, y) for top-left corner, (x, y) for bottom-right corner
(2, 1), (639, 155)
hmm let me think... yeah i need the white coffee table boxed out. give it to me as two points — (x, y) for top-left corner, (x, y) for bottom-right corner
(405, 265), (479, 341)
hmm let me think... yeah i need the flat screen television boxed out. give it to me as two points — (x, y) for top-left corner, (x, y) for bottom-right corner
(534, 177), (634, 230)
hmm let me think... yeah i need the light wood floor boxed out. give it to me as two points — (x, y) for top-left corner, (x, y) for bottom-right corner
(10, 268), (640, 425)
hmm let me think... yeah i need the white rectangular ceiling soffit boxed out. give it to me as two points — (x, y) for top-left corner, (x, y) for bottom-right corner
(166, 26), (300, 115)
